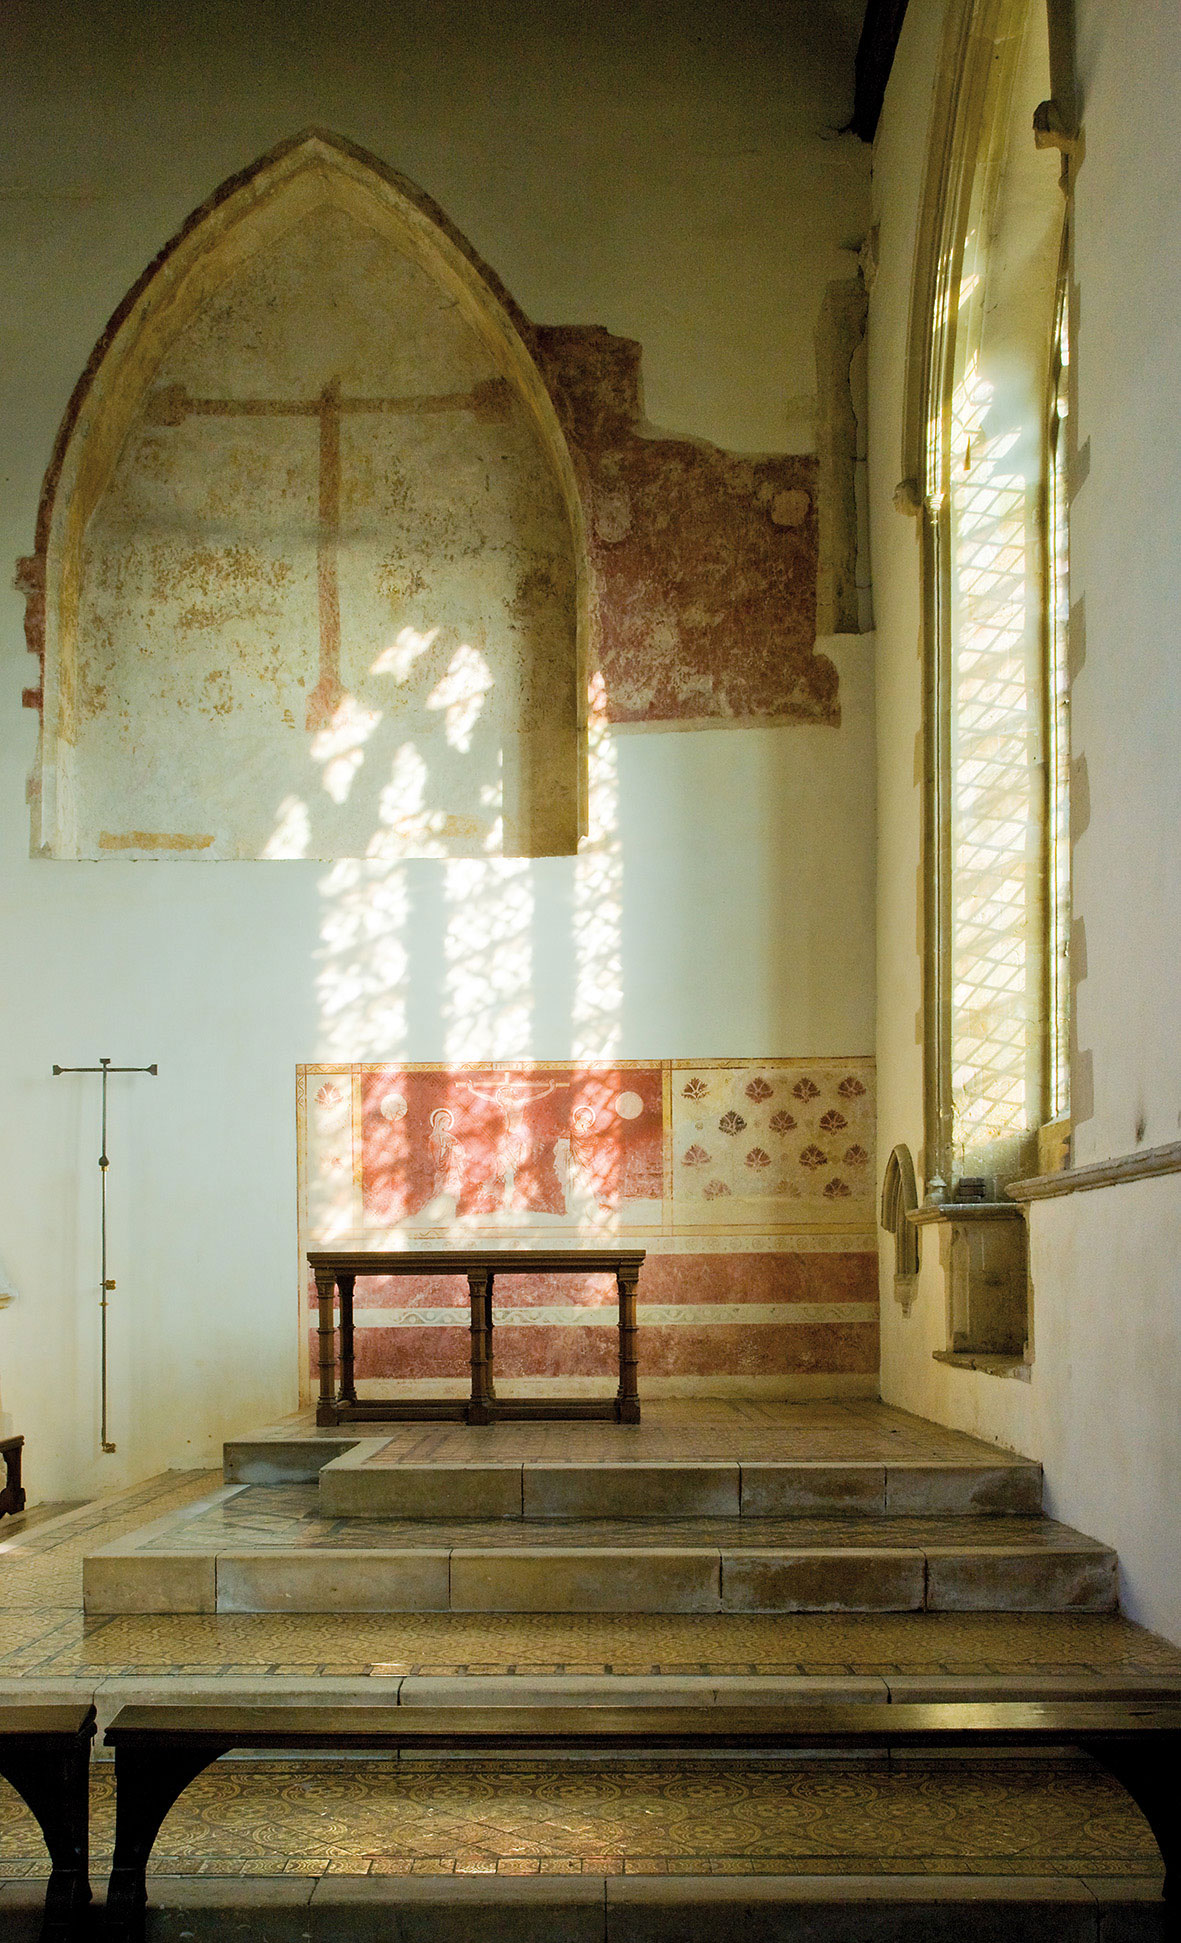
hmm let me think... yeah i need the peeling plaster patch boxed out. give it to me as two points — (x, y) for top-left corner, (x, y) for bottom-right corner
(98, 831), (215, 851)
(14, 555), (44, 710)
(534, 327), (831, 727)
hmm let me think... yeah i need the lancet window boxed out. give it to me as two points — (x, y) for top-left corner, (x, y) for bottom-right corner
(905, 0), (1076, 1190)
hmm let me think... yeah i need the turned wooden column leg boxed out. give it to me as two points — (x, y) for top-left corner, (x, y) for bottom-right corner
(485, 1274), (496, 1403)
(616, 1272), (640, 1423)
(315, 1269), (339, 1427)
(468, 1270), (492, 1424)
(338, 1274), (357, 1406)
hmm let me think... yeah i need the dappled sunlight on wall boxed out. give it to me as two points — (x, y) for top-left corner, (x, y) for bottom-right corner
(572, 671), (623, 1063)
(316, 857), (412, 1066)
(312, 667), (622, 1074)
(444, 860), (535, 1063)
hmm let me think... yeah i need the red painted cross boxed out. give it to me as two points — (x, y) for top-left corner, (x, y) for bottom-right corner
(146, 376), (509, 729)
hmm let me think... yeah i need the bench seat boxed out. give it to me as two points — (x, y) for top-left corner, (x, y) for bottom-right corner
(102, 1699), (1181, 1940)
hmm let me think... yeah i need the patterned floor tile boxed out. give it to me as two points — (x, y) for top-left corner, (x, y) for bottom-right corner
(0, 1757), (1159, 1881)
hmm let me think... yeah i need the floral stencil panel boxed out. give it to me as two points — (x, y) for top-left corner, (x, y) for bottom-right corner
(669, 1060), (875, 1231)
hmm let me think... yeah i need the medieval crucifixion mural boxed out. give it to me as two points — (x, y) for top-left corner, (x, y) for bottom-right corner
(298, 1058), (878, 1398)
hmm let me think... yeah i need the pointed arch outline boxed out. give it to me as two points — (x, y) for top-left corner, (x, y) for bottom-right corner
(22, 129), (590, 856)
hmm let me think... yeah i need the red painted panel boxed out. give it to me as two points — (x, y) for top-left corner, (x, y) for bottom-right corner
(534, 327), (833, 727)
(360, 1065), (663, 1227)
(310, 1252), (880, 1384)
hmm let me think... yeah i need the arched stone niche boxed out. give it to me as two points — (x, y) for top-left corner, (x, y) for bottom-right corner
(22, 132), (587, 860)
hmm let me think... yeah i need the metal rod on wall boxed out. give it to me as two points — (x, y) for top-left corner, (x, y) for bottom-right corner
(52, 1057), (158, 1453)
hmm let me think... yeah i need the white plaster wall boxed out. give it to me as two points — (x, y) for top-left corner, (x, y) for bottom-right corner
(870, 0), (1181, 1638)
(0, 0), (873, 1498)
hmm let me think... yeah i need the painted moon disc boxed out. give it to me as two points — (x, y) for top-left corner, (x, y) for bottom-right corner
(379, 1092), (408, 1121)
(614, 1091), (644, 1120)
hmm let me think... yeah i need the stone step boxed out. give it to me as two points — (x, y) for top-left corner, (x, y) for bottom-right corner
(308, 1444), (1043, 1521)
(84, 1489), (1115, 1616)
(0, 1871), (1165, 1942)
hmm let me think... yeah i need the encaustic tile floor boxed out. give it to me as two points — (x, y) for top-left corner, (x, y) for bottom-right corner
(0, 1462), (1177, 1882)
(0, 1753), (1166, 1883)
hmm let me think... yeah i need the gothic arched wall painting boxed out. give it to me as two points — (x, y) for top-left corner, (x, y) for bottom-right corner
(36, 140), (583, 859)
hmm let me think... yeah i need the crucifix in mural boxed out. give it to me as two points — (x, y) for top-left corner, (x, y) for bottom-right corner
(40, 178), (581, 859)
(144, 375), (510, 730)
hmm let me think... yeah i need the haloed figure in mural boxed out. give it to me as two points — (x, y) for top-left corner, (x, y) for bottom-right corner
(423, 1107), (466, 1224)
(553, 1104), (608, 1227)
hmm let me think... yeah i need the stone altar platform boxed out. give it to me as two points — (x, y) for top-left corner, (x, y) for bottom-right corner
(1, 1467), (1176, 1943)
(82, 1402), (1118, 1617)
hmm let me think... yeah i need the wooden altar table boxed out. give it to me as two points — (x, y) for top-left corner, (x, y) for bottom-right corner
(308, 1247), (645, 1425)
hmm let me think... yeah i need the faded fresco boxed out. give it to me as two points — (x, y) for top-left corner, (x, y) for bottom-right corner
(60, 193), (580, 860)
(536, 327), (831, 727)
(298, 1058), (878, 1397)
(24, 135), (841, 864)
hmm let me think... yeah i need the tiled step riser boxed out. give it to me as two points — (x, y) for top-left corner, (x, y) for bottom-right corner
(83, 1545), (1116, 1616)
(316, 1460), (1044, 1522)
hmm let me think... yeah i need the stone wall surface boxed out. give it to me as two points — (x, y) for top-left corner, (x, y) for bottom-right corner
(0, 0), (872, 1496)
(870, 0), (1181, 1641)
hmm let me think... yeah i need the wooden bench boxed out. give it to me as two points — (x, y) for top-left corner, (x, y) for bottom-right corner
(0, 1702), (95, 1939)
(0, 1433), (25, 1518)
(102, 1700), (1181, 1938)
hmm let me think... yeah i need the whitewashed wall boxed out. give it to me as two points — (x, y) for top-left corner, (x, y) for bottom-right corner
(871, 0), (1181, 1641)
(0, 0), (874, 1498)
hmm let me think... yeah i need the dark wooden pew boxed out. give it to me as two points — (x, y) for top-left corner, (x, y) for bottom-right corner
(0, 1702), (95, 1939)
(100, 1699), (1181, 1939)
(0, 1434), (26, 1518)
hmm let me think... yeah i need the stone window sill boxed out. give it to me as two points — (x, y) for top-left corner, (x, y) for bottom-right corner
(908, 1200), (1025, 1226)
(932, 1349), (1032, 1381)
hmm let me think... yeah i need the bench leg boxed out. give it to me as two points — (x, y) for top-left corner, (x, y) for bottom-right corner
(1092, 1741), (1180, 1909)
(0, 1439), (25, 1518)
(0, 1731), (93, 1942)
(104, 1743), (227, 1941)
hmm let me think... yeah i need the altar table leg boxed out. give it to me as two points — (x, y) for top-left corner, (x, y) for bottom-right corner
(469, 1270), (492, 1424)
(337, 1275), (357, 1405)
(315, 1270), (339, 1427)
(485, 1275), (496, 1403)
(616, 1271), (640, 1422)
